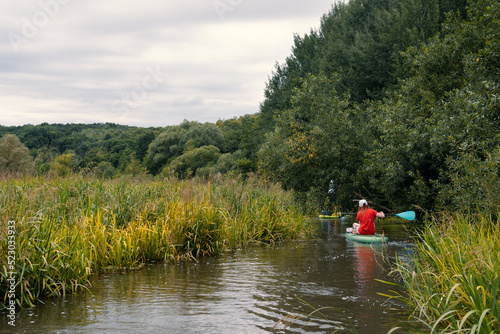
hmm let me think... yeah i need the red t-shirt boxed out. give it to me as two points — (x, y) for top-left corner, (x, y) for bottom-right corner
(356, 208), (378, 235)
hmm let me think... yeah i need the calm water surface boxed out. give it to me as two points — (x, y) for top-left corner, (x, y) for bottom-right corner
(1, 218), (417, 334)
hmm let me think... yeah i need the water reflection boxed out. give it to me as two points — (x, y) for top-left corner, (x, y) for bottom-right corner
(354, 244), (378, 293)
(1, 219), (416, 334)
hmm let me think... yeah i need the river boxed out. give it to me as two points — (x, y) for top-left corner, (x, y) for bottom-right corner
(1, 218), (418, 334)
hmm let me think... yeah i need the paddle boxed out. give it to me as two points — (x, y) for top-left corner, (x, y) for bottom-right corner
(386, 211), (416, 221)
(341, 211), (416, 221)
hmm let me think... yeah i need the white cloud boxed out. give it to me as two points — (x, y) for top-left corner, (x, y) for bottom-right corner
(1, 0), (336, 127)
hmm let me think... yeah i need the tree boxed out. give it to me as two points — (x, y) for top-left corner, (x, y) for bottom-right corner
(259, 74), (366, 209)
(179, 122), (224, 152)
(96, 161), (116, 178)
(34, 147), (55, 175)
(135, 130), (155, 161)
(170, 145), (221, 178)
(217, 117), (244, 153)
(52, 153), (75, 176)
(258, 32), (322, 136)
(0, 134), (34, 173)
(146, 124), (188, 174)
(258, 0), (445, 151)
(146, 121), (225, 175)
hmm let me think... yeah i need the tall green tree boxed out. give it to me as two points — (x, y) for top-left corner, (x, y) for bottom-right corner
(259, 74), (367, 209)
(258, 31), (323, 137)
(258, 0), (446, 142)
(0, 134), (34, 173)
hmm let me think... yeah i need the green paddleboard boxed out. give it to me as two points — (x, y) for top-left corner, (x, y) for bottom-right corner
(345, 231), (388, 244)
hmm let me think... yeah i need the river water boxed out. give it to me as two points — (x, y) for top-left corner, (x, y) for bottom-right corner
(2, 218), (418, 334)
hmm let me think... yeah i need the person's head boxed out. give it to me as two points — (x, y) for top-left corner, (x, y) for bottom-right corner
(358, 199), (368, 212)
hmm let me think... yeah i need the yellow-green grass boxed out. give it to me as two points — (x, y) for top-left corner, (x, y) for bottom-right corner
(0, 174), (312, 308)
(392, 213), (500, 333)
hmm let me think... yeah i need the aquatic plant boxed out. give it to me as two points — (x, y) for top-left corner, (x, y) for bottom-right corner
(392, 213), (500, 333)
(0, 174), (311, 308)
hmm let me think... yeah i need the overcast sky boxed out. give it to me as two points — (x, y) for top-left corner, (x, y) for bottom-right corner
(1, 0), (337, 128)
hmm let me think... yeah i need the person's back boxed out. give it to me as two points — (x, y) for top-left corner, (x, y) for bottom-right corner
(352, 199), (385, 235)
(356, 207), (378, 235)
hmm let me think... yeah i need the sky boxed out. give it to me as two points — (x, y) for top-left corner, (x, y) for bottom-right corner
(1, 0), (337, 128)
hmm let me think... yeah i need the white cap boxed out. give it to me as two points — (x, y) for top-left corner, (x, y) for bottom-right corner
(359, 199), (368, 207)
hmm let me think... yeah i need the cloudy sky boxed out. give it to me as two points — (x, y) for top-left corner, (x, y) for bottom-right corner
(1, 0), (337, 128)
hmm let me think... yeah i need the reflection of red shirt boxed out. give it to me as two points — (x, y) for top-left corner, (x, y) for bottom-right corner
(356, 209), (377, 235)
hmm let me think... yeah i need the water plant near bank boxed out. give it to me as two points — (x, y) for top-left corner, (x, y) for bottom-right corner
(392, 213), (500, 333)
(0, 174), (311, 308)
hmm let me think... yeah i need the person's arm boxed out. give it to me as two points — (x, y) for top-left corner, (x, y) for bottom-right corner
(376, 211), (385, 218)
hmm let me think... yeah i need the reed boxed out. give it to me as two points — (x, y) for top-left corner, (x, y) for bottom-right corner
(393, 213), (500, 333)
(0, 174), (312, 308)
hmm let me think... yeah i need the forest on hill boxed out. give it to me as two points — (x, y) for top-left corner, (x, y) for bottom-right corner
(0, 115), (260, 179)
(1, 0), (498, 215)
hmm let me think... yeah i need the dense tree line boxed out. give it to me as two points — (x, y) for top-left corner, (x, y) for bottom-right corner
(0, 123), (158, 177)
(145, 117), (258, 177)
(0, 115), (259, 179)
(1, 0), (497, 215)
(259, 0), (499, 214)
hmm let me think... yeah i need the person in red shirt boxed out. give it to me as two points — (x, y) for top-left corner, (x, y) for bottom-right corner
(352, 199), (385, 235)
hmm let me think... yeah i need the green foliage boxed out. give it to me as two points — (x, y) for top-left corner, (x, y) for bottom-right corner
(97, 161), (116, 178)
(0, 118), (259, 180)
(214, 153), (234, 174)
(218, 115), (261, 158)
(146, 124), (188, 174)
(146, 121), (225, 175)
(393, 213), (500, 332)
(170, 145), (221, 178)
(366, 0), (500, 212)
(52, 153), (75, 176)
(259, 0), (447, 132)
(0, 174), (311, 308)
(34, 147), (54, 175)
(0, 134), (34, 173)
(179, 121), (224, 151)
(259, 74), (365, 209)
(217, 117), (245, 153)
(0, 123), (159, 176)
(438, 149), (500, 215)
(0, 0), (495, 214)
(260, 0), (499, 213)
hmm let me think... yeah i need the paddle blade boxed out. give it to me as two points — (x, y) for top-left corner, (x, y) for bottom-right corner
(395, 211), (416, 221)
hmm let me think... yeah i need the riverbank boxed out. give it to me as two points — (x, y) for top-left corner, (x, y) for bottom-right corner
(0, 174), (312, 308)
(393, 213), (500, 333)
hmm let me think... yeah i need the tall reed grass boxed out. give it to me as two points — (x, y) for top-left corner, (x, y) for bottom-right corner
(393, 213), (500, 333)
(0, 174), (311, 308)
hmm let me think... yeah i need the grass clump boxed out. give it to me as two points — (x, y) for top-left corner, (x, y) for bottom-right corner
(393, 213), (500, 333)
(0, 174), (312, 308)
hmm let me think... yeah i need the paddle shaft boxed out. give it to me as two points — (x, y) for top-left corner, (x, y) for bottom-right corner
(342, 211), (415, 220)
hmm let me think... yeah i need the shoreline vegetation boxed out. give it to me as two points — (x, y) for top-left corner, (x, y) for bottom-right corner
(392, 213), (500, 333)
(1, 173), (499, 333)
(0, 174), (312, 308)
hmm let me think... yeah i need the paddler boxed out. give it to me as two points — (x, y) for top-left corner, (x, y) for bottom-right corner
(352, 199), (385, 235)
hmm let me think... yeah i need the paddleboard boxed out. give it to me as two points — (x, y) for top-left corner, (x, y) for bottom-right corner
(319, 214), (341, 219)
(345, 229), (388, 244)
